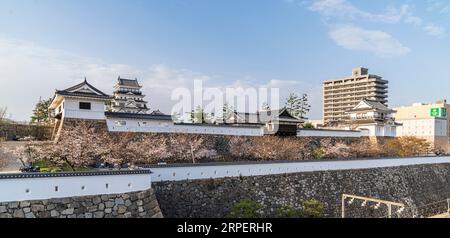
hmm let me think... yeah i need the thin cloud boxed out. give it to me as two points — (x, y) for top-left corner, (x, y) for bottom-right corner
(423, 24), (446, 37)
(329, 25), (411, 58)
(297, 0), (446, 38)
(308, 0), (410, 24)
(0, 36), (320, 120)
(427, 0), (450, 14)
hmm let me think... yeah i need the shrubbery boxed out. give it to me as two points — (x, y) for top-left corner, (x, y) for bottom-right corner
(277, 200), (325, 218)
(227, 199), (263, 218)
(228, 199), (325, 218)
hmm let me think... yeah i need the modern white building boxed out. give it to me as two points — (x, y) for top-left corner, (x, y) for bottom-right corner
(394, 101), (450, 153)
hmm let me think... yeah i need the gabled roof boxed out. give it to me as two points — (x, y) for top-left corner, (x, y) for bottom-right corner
(151, 110), (165, 116)
(55, 78), (112, 100)
(232, 108), (303, 124)
(117, 77), (141, 88)
(348, 99), (395, 113)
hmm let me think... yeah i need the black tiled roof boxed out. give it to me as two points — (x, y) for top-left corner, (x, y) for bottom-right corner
(56, 91), (113, 100)
(0, 169), (152, 180)
(105, 111), (173, 121)
(117, 77), (141, 87)
(234, 108), (303, 124)
(60, 79), (110, 96)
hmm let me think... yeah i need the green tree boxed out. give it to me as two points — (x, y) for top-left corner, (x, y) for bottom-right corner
(303, 123), (315, 129)
(227, 199), (263, 218)
(191, 105), (209, 124)
(222, 103), (234, 123)
(0, 106), (8, 124)
(285, 93), (311, 120)
(278, 200), (325, 218)
(31, 97), (53, 124)
(261, 102), (271, 111)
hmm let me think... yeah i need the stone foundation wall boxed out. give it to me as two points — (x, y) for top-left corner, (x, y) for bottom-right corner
(0, 124), (52, 141)
(153, 164), (450, 218)
(0, 188), (163, 218)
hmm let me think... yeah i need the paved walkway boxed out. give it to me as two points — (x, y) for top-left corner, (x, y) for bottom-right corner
(0, 141), (27, 173)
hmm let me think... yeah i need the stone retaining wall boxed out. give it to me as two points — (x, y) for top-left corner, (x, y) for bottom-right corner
(0, 124), (52, 141)
(153, 164), (450, 218)
(0, 188), (163, 218)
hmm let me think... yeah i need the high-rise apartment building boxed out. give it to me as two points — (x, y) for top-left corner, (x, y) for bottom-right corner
(323, 67), (388, 124)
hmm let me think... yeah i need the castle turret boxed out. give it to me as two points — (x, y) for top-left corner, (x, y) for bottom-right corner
(109, 77), (149, 114)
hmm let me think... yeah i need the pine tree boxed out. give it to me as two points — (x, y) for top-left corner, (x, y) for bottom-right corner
(0, 106), (7, 122)
(285, 93), (310, 119)
(222, 103), (234, 122)
(261, 102), (271, 111)
(191, 105), (209, 124)
(31, 97), (53, 124)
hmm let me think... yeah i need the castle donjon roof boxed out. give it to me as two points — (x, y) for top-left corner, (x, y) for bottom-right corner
(117, 77), (141, 87)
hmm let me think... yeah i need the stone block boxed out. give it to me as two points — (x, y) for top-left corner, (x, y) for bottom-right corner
(20, 201), (31, 208)
(139, 212), (147, 217)
(50, 210), (60, 217)
(117, 205), (127, 214)
(105, 201), (115, 208)
(0, 213), (12, 218)
(31, 205), (45, 213)
(93, 211), (104, 218)
(115, 198), (125, 205)
(25, 212), (36, 219)
(0, 206), (7, 213)
(61, 208), (74, 215)
(93, 197), (102, 205)
(13, 209), (25, 218)
(9, 202), (19, 209)
(124, 212), (132, 218)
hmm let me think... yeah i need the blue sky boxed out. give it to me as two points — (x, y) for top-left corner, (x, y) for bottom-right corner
(1, 0), (450, 121)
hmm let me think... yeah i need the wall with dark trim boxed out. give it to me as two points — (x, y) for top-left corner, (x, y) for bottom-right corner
(153, 164), (450, 218)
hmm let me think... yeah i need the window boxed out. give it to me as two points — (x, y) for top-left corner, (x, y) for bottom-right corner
(115, 121), (126, 126)
(79, 102), (91, 110)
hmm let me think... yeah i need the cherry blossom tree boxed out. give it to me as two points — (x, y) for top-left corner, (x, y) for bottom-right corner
(168, 134), (205, 163)
(33, 121), (109, 171)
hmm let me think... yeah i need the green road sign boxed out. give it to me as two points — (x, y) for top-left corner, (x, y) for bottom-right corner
(431, 108), (440, 117)
(430, 108), (448, 117)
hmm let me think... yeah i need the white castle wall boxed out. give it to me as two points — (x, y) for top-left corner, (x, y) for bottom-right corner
(106, 118), (264, 136)
(0, 171), (151, 203)
(148, 156), (450, 182)
(297, 129), (363, 138)
(63, 98), (106, 120)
